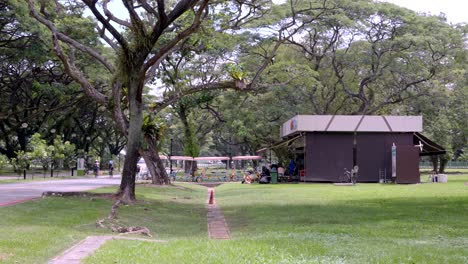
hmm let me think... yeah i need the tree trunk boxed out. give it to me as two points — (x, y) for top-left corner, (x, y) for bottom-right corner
(116, 81), (142, 202)
(117, 148), (138, 202)
(439, 155), (448, 173)
(192, 160), (198, 177)
(430, 155), (439, 173)
(178, 103), (199, 173)
(141, 136), (170, 185)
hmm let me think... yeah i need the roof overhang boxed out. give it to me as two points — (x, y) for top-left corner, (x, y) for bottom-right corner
(413, 133), (446, 156)
(256, 134), (304, 153)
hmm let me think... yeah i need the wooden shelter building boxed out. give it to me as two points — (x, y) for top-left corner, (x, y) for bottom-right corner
(279, 115), (445, 184)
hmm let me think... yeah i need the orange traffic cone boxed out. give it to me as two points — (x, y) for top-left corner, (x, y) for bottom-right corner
(209, 190), (214, 204)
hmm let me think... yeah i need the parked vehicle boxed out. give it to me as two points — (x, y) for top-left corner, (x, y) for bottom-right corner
(137, 158), (149, 180)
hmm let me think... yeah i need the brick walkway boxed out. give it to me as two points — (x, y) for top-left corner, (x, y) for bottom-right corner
(207, 188), (231, 240)
(49, 236), (165, 264)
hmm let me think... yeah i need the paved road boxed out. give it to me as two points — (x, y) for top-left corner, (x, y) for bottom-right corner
(0, 177), (120, 206)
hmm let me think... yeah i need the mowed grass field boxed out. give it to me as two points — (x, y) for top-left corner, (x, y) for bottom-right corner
(0, 176), (467, 263)
(86, 175), (467, 264)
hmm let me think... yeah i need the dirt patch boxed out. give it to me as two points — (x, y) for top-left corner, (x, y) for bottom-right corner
(0, 253), (13, 260)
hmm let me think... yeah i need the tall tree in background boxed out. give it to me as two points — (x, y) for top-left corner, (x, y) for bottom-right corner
(282, 0), (464, 115)
(0, 1), (96, 159)
(205, 0), (466, 162)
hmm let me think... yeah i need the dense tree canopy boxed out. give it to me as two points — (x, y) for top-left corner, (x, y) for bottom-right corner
(0, 0), (464, 198)
(1, 1), (124, 171)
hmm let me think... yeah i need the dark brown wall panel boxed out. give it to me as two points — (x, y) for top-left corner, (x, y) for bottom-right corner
(305, 132), (416, 182)
(356, 133), (413, 182)
(306, 133), (353, 182)
(355, 133), (386, 182)
(396, 146), (420, 184)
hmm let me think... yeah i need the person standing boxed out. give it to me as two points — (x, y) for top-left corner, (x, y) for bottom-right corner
(93, 160), (100, 178)
(288, 159), (295, 176)
(108, 160), (114, 178)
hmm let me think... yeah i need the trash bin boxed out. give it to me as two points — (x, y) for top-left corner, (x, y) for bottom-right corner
(437, 174), (448, 183)
(270, 171), (278, 184)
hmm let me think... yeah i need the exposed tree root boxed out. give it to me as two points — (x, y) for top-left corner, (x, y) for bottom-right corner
(108, 199), (122, 219)
(113, 226), (152, 237)
(42, 191), (151, 236)
(96, 199), (152, 237)
(96, 218), (152, 237)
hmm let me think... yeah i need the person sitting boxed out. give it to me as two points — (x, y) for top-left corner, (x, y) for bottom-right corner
(277, 164), (286, 181)
(259, 175), (269, 184)
(230, 169), (236, 181)
(259, 166), (271, 184)
(242, 172), (252, 184)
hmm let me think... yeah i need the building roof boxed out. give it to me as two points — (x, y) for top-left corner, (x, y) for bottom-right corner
(281, 115), (422, 138)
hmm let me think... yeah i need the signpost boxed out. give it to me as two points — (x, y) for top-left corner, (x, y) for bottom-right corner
(391, 143), (396, 178)
(77, 158), (85, 176)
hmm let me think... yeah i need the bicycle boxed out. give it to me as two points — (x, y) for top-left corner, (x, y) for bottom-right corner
(340, 168), (352, 183)
(169, 171), (177, 182)
(341, 166), (358, 184)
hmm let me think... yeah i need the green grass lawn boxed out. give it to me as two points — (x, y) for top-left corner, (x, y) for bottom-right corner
(1, 176), (467, 263)
(86, 176), (468, 264)
(0, 184), (207, 263)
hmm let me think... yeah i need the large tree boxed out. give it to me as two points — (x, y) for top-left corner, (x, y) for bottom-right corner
(26, 0), (215, 201)
(26, 0), (301, 202)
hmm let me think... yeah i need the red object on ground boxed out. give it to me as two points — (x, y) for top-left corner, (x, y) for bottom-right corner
(209, 190), (214, 204)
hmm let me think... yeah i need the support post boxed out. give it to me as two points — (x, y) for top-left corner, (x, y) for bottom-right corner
(169, 139), (173, 175)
